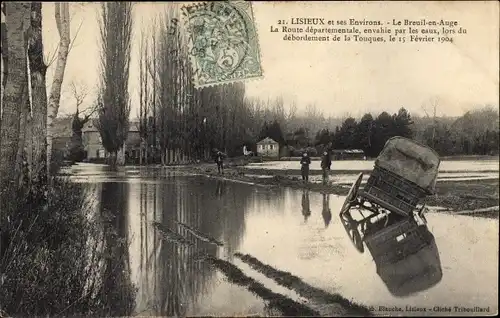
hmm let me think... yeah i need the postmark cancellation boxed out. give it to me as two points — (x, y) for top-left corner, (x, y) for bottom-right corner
(181, 1), (263, 88)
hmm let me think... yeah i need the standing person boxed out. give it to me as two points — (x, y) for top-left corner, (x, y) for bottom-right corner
(215, 150), (224, 174)
(321, 150), (332, 185)
(300, 152), (311, 182)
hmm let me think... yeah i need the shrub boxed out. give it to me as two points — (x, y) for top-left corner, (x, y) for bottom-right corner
(0, 178), (136, 316)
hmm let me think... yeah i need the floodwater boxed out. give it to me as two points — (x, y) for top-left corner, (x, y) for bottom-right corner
(63, 164), (499, 316)
(245, 159), (500, 173)
(246, 171), (500, 186)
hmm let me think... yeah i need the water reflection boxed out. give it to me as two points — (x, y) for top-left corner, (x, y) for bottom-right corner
(215, 179), (224, 198)
(301, 189), (311, 222)
(339, 210), (443, 297)
(321, 194), (332, 228)
(98, 182), (136, 315)
(130, 174), (254, 315)
(376, 234), (442, 297)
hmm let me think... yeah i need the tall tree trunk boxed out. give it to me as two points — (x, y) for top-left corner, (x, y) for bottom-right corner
(0, 3), (31, 202)
(16, 92), (31, 188)
(117, 142), (126, 165)
(144, 35), (149, 165)
(151, 32), (157, 162)
(28, 2), (47, 184)
(108, 151), (117, 170)
(47, 2), (70, 176)
(139, 29), (144, 165)
(1, 4), (8, 113)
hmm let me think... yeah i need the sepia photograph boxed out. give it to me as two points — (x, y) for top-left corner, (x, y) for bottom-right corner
(0, 1), (498, 317)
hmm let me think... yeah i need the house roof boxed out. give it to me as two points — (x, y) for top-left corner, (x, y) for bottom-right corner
(129, 122), (140, 132)
(82, 121), (98, 132)
(257, 137), (278, 145)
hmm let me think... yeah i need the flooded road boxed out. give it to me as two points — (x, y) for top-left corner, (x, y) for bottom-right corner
(245, 159), (500, 173)
(64, 164), (498, 316)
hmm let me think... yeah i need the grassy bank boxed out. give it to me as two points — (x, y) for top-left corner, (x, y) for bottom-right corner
(184, 164), (499, 217)
(0, 179), (136, 316)
(424, 179), (499, 213)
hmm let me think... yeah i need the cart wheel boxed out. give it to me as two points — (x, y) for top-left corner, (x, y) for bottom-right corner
(340, 173), (363, 215)
(339, 211), (365, 253)
(350, 228), (364, 253)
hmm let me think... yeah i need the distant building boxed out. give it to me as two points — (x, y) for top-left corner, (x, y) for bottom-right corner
(256, 137), (279, 158)
(125, 124), (141, 162)
(331, 149), (365, 160)
(82, 122), (105, 160)
(82, 121), (141, 162)
(52, 117), (73, 159)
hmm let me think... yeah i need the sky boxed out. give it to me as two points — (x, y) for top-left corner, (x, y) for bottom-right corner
(39, 1), (499, 119)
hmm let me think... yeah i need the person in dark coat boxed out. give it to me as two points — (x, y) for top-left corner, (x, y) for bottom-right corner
(215, 151), (225, 174)
(300, 152), (311, 182)
(320, 151), (332, 184)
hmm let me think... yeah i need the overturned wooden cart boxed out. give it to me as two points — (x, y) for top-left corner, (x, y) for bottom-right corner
(338, 136), (443, 296)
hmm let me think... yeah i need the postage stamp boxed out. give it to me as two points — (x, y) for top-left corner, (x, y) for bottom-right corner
(181, 1), (263, 88)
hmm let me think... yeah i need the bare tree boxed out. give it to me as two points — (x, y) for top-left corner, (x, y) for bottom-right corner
(0, 2), (31, 205)
(47, 3), (70, 176)
(68, 82), (96, 162)
(28, 2), (48, 184)
(70, 80), (94, 134)
(147, 18), (158, 161)
(421, 96), (439, 149)
(1, 3), (7, 100)
(139, 22), (145, 165)
(95, 2), (133, 168)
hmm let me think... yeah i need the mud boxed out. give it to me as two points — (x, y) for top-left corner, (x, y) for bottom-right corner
(234, 253), (373, 317)
(451, 206), (500, 219)
(204, 255), (320, 317)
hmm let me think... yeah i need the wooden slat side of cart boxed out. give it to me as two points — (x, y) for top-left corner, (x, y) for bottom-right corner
(359, 136), (441, 217)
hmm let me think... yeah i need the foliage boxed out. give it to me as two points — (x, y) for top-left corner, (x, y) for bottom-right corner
(95, 2), (133, 164)
(0, 178), (136, 316)
(141, 5), (251, 161)
(415, 106), (499, 156)
(258, 120), (285, 146)
(310, 106), (499, 158)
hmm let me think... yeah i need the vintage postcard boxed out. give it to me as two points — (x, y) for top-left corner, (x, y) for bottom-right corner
(0, 1), (498, 317)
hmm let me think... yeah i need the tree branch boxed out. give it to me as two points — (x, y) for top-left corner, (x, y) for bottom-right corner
(45, 42), (60, 68)
(67, 18), (83, 55)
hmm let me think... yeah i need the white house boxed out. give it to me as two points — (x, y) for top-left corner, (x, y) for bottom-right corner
(256, 137), (279, 158)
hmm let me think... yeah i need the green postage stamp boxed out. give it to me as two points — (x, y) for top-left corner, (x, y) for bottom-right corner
(181, 1), (263, 88)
